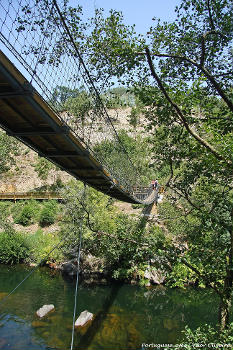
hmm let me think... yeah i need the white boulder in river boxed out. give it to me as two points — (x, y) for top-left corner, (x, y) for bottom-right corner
(36, 304), (55, 318)
(75, 310), (93, 327)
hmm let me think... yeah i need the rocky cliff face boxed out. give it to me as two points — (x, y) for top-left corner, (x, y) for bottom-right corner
(0, 108), (147, 193)
(0, 147), (71, 192)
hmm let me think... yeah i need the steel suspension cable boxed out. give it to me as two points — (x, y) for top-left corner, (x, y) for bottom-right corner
(0, 181), (115, 311)
(52, 0), (140, 185)
(29, 2), (55, 86)
(70, 216), (83, 350)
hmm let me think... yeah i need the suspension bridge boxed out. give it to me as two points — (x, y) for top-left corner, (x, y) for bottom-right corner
(0, 0), (158, 205)
(0, 3), (162, 349)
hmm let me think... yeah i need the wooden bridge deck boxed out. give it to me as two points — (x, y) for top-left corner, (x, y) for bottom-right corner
(0, 192), (62, 201)
(0, 50), (152, 204)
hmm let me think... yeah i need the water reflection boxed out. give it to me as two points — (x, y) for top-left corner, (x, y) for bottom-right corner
(0, 264), (221, 350)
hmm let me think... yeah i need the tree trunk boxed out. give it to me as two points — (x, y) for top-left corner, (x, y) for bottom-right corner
(218, 296), (232, 331)
(218, 209), (233, 331)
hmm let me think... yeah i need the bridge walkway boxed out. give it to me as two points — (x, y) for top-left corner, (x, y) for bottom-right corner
(0, 191), (62, 201)
(0, 50), (156, 204)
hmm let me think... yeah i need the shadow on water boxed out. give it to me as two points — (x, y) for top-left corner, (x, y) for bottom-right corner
(76, 282), (123, 349)
(0, 265), (228, 350)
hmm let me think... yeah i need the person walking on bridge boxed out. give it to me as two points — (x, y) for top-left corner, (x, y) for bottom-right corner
(151, 179), (158, 190)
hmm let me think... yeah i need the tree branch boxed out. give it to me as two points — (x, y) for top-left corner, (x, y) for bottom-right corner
(165, 157), (174, 187)
(84, 209), (143, 245)
(181, 258), (223, 297)
(200, 34), (206, 67)
(145, 47), (232, 165)
(200, 30), (227, 67)
(145, 50), (233, 113)
(207, 0), (215, 30)
(199, 64), (233, 113)
(172, 187), (202, 211)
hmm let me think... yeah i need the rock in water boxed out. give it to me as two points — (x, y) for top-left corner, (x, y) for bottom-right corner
(75, 310), (93, 327)
(144, 268), (165, 285)
(36, 305), (55, 318)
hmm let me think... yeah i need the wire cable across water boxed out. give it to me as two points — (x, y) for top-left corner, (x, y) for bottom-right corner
(70, 216), (83, 350)
(0, 238), (65, 308)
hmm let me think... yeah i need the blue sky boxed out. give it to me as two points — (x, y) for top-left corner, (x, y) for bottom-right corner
(68, 0), (181, 34)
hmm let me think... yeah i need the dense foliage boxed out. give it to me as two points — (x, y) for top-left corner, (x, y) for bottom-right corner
(39, 201), (58, 226)
(0, 200), (63, 264)
(61, 0), (233, 332)
(33, 156), (56, 181)
(180, 323), (233, 349)
(26, 228), (63, 263)
(59, 180), (165, 281)
(14, 201), (40, 226)
(0, 231), (29, 264)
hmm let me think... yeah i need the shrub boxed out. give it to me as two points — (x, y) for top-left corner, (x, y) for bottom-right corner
(39, 201), (58, 227)
(178, 323), (233, 349)
(14, 200), (41, 226)
(26, 229), (63, 263)
(0, 231), (29, 264)
(33, 156), (54, 180)
(0, 202), (11, 218)
(15, 205), (34, 226)
(52, 177), (64, 190)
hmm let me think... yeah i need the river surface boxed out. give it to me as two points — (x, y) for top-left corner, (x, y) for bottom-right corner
(0, 264), (223, 350)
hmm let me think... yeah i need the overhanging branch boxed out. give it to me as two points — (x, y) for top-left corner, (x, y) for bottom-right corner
(181, 258), (223, 297)
(143, 50), (233, 113)
(145, 47), (232, 166)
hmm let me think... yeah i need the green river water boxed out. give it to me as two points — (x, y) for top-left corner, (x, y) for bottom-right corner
(0, 264), (222, 350)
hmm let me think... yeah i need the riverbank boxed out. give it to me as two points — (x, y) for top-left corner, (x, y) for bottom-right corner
(0, 194), (166, 287)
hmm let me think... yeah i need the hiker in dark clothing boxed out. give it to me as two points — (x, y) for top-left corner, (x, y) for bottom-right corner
(151, 179), (158, 190)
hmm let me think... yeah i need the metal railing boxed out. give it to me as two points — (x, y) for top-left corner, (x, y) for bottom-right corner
(0, 0), (153, 203)
(0, 191), (62, 201)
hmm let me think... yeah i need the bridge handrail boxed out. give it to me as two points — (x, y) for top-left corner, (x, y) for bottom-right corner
(0, 0), (156, 205)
